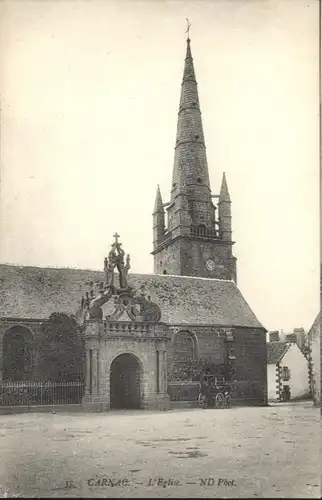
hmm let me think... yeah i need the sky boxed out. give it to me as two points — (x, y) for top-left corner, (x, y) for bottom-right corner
(0, 0), (319, 332)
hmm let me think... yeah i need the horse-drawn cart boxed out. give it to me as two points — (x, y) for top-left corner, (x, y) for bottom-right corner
(198, 374), (231, 409)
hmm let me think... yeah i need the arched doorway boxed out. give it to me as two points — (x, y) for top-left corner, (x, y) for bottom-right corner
(3, 326), (33, 381)
(110, 353), (143, 410)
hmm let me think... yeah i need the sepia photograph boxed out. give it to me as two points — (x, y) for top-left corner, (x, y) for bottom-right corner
(0, 0), (320, 498)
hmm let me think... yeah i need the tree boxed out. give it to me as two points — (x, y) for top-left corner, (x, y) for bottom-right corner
(36, 313), (84, 382)
(168, 357), (226, 383)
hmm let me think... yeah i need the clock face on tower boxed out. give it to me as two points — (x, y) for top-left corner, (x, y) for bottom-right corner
(205, 259), (215, 272)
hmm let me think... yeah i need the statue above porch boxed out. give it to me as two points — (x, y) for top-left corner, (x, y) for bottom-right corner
(76, 234), (162, 325)
(104, 232), (131, 291)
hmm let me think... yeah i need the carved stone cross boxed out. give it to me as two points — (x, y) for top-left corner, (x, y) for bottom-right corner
(113, 232), (120, 244)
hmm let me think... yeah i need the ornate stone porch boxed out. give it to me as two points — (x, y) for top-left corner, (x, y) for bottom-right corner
(78, 234), (171, 412)
(82, 320), (170, 412)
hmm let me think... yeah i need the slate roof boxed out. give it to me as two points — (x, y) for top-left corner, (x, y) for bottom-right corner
(267, 342), (291, 364)
(0, 264), (265, 329)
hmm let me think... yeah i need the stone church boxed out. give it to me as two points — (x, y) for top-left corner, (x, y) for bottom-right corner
(0, 36), (267, 410)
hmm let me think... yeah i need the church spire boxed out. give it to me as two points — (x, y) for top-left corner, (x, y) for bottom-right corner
(153, 185), (164, 213)
(219, 172), (231, 203)
(218, 172), (232, 242)
(152, 31), (236, 282)
(171, 34), (211, 201)
(152, 185), (165, 249)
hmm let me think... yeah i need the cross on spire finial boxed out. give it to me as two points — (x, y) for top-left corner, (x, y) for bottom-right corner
(113, 232), (120, 244)
(185, 18), (191, 40)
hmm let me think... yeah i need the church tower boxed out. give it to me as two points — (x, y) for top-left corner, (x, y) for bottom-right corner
(152, 35), (237, 282)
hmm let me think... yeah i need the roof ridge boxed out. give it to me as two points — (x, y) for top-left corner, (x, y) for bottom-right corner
(153, 273), (234, 283)
(0, 263), (235, 283)
(0, 263), (104, 272)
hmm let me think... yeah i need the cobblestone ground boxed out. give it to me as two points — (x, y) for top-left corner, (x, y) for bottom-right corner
(0, 402), (320, 498)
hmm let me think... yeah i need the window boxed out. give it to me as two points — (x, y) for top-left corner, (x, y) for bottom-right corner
(172, 331), (197, 381)
(281, 366), (290, 381)
(173, 331), (196, 360)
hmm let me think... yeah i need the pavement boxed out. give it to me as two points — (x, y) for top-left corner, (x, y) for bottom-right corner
(0, 402), (320, 498)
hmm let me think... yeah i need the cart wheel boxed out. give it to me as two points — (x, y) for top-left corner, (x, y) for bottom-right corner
(225, 394), (231, 407)
(198, 393), (208, 409)
(215, 392), (225, 409)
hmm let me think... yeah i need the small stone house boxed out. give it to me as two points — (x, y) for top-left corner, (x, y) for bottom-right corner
(267, 342), (310, 402)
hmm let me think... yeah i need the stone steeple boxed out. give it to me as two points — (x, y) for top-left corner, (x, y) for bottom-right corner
(153, 185), (165, 249)
(171, 37), (211, 203)
(218, 173), (232, 242)
(219, 172), (231, 202)
(152, 33), (237, 282)
(153, 185), (164, 214)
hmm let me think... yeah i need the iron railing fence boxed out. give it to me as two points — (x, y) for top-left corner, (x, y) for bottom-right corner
(0, 380), (264, 406)
(0, 381), (84, 406)
(168, 382), (199, 402)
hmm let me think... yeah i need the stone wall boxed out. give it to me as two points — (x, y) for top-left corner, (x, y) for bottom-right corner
(166, 325), (224, 370)
(311, 334), (320, 404)
(154, 236), (236, 281)
(234, 328), (267, 385)
(308, 313), (320, 405)
(167, 325), (267, 404)
(154, 239), (181, 276)
(178, 238), (235, 280)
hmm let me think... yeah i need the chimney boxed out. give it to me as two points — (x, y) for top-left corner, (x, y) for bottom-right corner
(269, 331), (280, 342)
(293, 327), (306, 349)
(285, 333), (297, 343)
